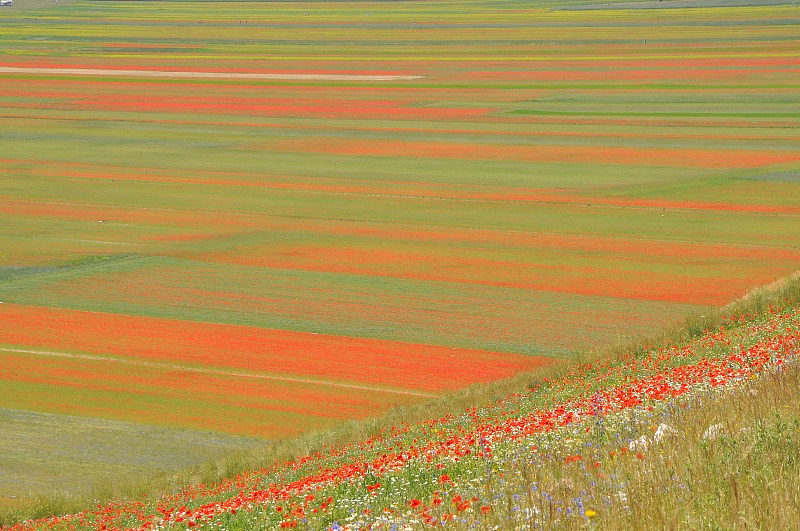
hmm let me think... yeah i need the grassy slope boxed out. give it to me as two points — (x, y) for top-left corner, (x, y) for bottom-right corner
(447, 336), (800, 529)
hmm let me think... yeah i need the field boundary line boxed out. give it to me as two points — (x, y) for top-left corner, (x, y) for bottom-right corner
(0, 67), (425, 81)
(0, 347), (437, 398)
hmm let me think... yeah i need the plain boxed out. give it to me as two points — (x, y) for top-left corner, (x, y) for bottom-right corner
(0, 0), (799, 518)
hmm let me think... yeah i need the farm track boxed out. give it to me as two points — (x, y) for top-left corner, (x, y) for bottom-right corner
(0, 347), (437, 398)
(0, 67), (425, 81)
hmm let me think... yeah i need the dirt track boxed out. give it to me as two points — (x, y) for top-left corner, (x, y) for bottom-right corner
(0, 66), (425, 81)
(0, 347), (436, 398)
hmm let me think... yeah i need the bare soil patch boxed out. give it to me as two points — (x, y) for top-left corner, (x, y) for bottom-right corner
(0, 66), (425, 81)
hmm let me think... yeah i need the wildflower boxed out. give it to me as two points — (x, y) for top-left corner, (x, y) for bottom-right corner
(652, 423), (677, 444)
(409, 499), (422, 509)
(629, 435), (649, 452)
(481, 505), (492, 514)
(585, 509), (597, 518)
(703, 423), (725, 441)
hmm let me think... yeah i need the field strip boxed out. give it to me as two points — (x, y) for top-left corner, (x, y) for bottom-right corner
(6, 169), (800, 215)
(4, 196), (797, 251)
(0, 67), (425, 81)
(22, 177), (800, 216)
(5, 113), (800, 144)
(0, 347), (437, 399)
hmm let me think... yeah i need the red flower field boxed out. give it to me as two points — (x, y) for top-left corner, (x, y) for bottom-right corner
(1, 0), (799, 520)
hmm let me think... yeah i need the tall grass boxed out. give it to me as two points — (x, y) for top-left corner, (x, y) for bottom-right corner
(453, 350), (800, 530)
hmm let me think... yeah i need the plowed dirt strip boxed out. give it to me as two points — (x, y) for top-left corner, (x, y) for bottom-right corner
(0, 304), (551, 393)
(0, 67), (425, 81)
(0, 61), (423, 77)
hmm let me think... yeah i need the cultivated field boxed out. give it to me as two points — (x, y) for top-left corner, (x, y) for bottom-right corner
(1, 0), (799, 512)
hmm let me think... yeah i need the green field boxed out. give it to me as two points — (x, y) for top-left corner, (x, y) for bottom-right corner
(0, 408), (258, 504)
(1, 0), (799, 511)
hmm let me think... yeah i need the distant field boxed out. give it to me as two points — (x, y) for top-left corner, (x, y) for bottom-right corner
(1, 0), (799, 505)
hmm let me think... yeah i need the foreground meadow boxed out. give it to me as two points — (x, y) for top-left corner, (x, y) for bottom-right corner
(5, 271), (799, 530)
(1, 0), (799, 513)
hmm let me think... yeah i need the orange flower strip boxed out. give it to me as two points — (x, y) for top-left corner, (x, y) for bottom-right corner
(0, 304), (551, 394)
